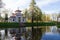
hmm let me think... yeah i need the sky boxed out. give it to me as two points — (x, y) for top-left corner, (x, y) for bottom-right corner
(2, 0), (60, 14)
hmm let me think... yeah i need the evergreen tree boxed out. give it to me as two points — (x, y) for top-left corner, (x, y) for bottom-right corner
(30, 0), (36, 6)
(28, 0), (42, 22)
(23, 9), (28, 18)
(28, 0), (42, 40)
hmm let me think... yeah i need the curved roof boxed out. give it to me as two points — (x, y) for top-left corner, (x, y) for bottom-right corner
(15, 10), (21, 12)
(10, 16), (16, 18)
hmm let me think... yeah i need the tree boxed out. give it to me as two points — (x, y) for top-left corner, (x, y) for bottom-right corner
(28, 0), (42, 40)
(23, 9), (29, 19)
(42, 14), (51, 22)
(23, 9), (30, 22)
(23, 0), (43, 40)
(29, 0), (42, 21)
(33, 6), (42, 21)
(25, 0), (42, 22)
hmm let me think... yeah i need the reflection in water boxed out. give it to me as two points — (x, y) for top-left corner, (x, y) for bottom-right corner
(41, 26), (60, 40)
(41, 32), (60, 40)
(0, 30), (5, 40)
(0, 28), (32, 40)
(50, 26), (57, 33)
(0, 26), (59, 40)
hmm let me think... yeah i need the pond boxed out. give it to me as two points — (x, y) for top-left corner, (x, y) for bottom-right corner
(41, 32), (60, 40)
(41, 26), (60, 40)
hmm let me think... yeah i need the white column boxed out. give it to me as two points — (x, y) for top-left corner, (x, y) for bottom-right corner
(0, 8), (1, 17)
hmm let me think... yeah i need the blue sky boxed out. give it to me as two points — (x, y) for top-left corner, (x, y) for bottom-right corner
(3, 0), (60, 14)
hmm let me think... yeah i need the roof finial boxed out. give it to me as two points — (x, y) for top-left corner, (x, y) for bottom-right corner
(17, 7), (19, 10)
(15, 7), (21, 12)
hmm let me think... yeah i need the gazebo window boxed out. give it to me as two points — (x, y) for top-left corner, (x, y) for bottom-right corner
(13, 19), (15, 21)
(23, 17), (25, 21)
(18, 17), (21, 22)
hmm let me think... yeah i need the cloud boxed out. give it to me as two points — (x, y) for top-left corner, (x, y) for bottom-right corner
(44, 10), (59, 14)
(36, 0), (60, 7)
(15, 0), (31, 10)
(3, 0), (17, 10)
(36, 0), (60, 14)
(3, 0), (31, 11)
(3, 0), (60, 10)
(3, 0), (60, 14)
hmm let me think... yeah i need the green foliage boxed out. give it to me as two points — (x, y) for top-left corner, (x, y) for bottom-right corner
(0, 22), (19, 28)
(23, 9), (29, 18)
(30, 0), (36, 6)
(32, 6), (42, 21)
(0, 22), (59, 28)
(57, 22), (60, 28)
(26, 0), (43, 21)
(24, 22), (56, 26)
